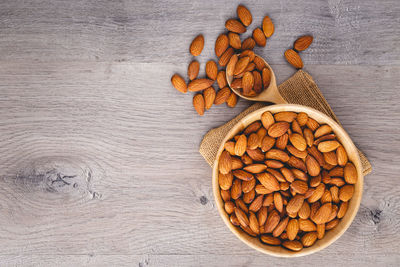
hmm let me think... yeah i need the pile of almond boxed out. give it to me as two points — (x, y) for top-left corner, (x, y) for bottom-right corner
(218, 111), (357, 251)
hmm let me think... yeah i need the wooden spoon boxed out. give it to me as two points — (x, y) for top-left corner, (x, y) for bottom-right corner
(226, 54), (287, 104)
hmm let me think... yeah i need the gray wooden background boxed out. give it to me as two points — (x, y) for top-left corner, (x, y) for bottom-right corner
(0, 0), (399, 266)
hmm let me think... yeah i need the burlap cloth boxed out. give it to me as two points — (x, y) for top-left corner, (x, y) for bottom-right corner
(199, 70), (372, 176)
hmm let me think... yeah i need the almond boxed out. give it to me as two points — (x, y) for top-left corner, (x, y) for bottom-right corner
(273, 192), (283, 213)
(266, 149), (289, 162)
(265, 160), (284, 169)
(218, 171), (233, 190)
(247, 133), (260, 150)
(242, 178), (256, 193)
(231, 157), (243, 169)
(287, 145), (308, 159)
(256, 172), (280, 191)
(256, 184), (273, 195)
(234, 134), (247, 156)
(226, 92), (238, 108)
(230, 214), (240, 226)
(262, 193), (274, 206)
(231, 179), (242, 199)
(234, 207), (249, 227)
(261, 111), (275, 129)
(297, 112), (308, 126)
(306, 155), (321, 176)
(225, 201), (235, 214)
(324, 151), (338, 166)
(253, 28), (266, 47)
(254, 56), (266, 71)
(205, 60), (218, 80)
(286, 195), (305, 214)
(193, 94), (205, 116)
(314, 125), (332, 138)
(246, 148), (265, 161)
(214, 87), (231, 105)
(280, 182), (290, 191)
(233, 170), (253, 181)
(249, 195), (264, 212)
(339, 185), (354, 202)
(282, 240), (303, 251)
(281, 167), (295, 183)
(203, 86), (216, 110)
(237, 5), (252, 26)
(284, 49), (303, 69)
(265, 210), (280, 233)
(262, 67), (271, 89)
(252, 70), (263, 93)
(219, 151), (232, 174)
(303, 128), (314, 147)
(299, 219), (317, 232)
(244, 121), (262, 134)
(268, 122), (290, 138)
(307, 145), (325, 166)
(326, 218), (339, 230)
(335, 145), (348, 166)
(241, 37), (256, 50)
(231, 78), (242, 89)
(235, 198), (248, 213)
(317, 223), (325, 239)
(215, 34), (229, 57)
(225, 19), (246, 33)
(308, 184), (325, 203)
(249, 212), (260, 234)
(261, 136), (275, 152)
(306, 118), (320, 131)
(220, 189), (231, 202)
(273, 217), (289, 237)
(291, 169), (308, 181)
(187, 60), (200, 80)
(243, 164), (267, 173)
(241, 225), (257, 236)
(241, 154), (253, 165)
(242, 189), (255, 204)
(290, 180), (308, 194)
(188, 78), (214, 92)
(258, 206), (268, 226)
(262, 16), (274, 37)
(301, 232), (317, 247)
(289, 133), (307, 151)
(189, 34), (204, 56)
(261, 235), (281, 245)
(286, 219), (299, 240)
(171, 74), (187, 93)
(234, 56), (250, 76)
(274, 111), (297, 123)
(217, 71), (227, 89)
(337, 201), (348, 219)
(298, 202), (311, 219)
(268, 169), (285, 183)
(330, 186), (340, 203)
(328, 205), (338, 221)
(242, 71), (254, 95)
(292, 119), (302, 134)
(310, 174), (321, 187)
(314, 134), (336, 145)
(228, 32), (242, 50)
(318, 140), (341, 152)
(218, 47), (234, 67)
(329, 178), (345, 187)
(311, 203), (332, 224)
(224, 142), (235, 155)
(344, 162), (357, 184)
(288, 156), (307, 172)
(294, 35), (313, 51)
(310, 202), (320, 218)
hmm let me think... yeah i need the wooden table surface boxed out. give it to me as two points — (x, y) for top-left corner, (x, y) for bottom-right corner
(0, 0), (399, 266)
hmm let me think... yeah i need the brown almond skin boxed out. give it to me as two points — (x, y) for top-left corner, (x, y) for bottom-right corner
(265, 210), (280, 233)
(283, 240), (303, 251)
(235, 198), (248, 213)
(301, 232), (318, 247)
(261, 111), (275, 129)
(261, 136), (275, 152)
(317, 223), (325, 239)
(337, 146), (349, 166)
(231, 157), (243, 169)
(243, 164), (267, 173)
(289, 133), (307, 151)
(244, 121), (262, 134)
(268, 122), (290, 138)
(284, 49), (303, 69)
(266, 149), (289, 162)
(243, 190), (255, 204)
(249, 212), (260, 234)
(253, 28), (266, 47)
(234, 134), (247, 156)
(171, 74), (187, 93)
(311, 203), (332, 224)
(308, 184), (325, 203)
(242, 178), (256, 193)
(344, 162), (358, 184)
(294, 35), (313, 51)
(237, 5), (252, 26)
(286, 195), (305, 214)
(219, 151), (232, 174)
(315, 124), (332, 138)
(298, 202), (311, 219)
(233, 169), (253, 181)
(215, 34), (229, 57)
(249, 195), (263, 212)
(193, 94), (205, 116)
(188, 78), (214, 92)
(272, 217), (289, 237)
(318, 140), (341, 152)
(226, 92), (238, 108)
(188, 60), (200, 80)
(226, 54), (238, 78)
(220, 189), (231, 202)
(262, 16), (274, 37)
(218, 171), (233, 190)
(225, 201), (235, 214)
(337, 201), (349, 219)
(273, 192), (283, 213)
(261, 235), (281, 245)
(234, 207), (249, 227)
(205, 60), (218, 80)
(190, 34), (204, 56)
(214, 87), (231, 105)
(242, 71), (254, 95)
(291, 180), (308, 194)
(230, 214), (240, 226)
(242, 37), (256, 50)
(217, 71), (227, 89)
(247, 133), (260, 150)
(230, 179), (242, 199)
(218, 47), (234, 67)
(306, 155), (321, 176)
(234, 57), (250, 76)
(203, 87), (216, 110)
(299, 219), (317, 231)
(262, 67), (271, 89)
(286, 219), (299, 240)
(228, 32), (242, 50)
(339, 185), (354, 202)
(225, 19), (246, 33)
(256, 172), (280, 191)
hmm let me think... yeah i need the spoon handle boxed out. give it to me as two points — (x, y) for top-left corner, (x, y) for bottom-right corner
(261, 83), (287, 104)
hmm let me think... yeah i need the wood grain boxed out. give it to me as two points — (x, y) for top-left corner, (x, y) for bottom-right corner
(0, 0), (399, 265)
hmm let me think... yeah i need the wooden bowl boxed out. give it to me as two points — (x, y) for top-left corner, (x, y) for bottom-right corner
(212, 104), (364, 257)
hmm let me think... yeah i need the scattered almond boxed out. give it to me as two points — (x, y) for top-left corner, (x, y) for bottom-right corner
(189, 34), (204, 56)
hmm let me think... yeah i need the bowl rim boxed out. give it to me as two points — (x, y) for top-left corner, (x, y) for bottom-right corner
(212, 104), (364, 257)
